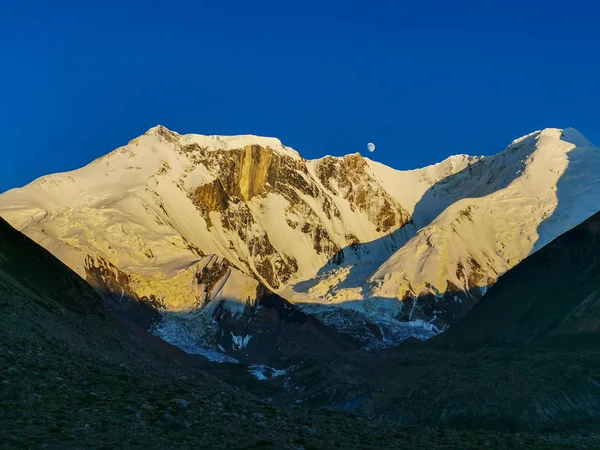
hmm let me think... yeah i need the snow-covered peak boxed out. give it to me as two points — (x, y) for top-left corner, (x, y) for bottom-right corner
(144, 124), (178, 135)
(142, 124), (301, 159)
(504, 127), (595, 156)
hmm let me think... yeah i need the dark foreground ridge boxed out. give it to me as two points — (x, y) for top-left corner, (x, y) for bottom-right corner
(2, 215), (600, 448)
(431, 210), (600, 347)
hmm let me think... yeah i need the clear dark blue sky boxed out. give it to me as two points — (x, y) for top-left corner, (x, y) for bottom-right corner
(2, 0), (599, 193)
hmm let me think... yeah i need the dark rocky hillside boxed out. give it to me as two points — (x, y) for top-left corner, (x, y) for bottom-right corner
(4, 216), (593, 448)
(431, 210), (600, 347)
(3, 216), (598, 448)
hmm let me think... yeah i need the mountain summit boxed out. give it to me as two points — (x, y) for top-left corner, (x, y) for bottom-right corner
(1, 126), (599, 359)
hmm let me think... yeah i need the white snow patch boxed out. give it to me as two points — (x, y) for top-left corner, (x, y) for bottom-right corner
(248, 364), (288, 381)
(231, 333), (251, 350)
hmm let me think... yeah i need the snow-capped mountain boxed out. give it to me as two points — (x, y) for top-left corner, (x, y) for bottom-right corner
(1, 125), (599, 358)
(294, 128), (600, 333)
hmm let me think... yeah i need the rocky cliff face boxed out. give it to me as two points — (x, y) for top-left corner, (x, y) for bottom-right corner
(315, 154), (411, 233)
(162, 127), (413, 289)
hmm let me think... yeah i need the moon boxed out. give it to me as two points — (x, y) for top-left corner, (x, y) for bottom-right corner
(367, 142), (376, 152)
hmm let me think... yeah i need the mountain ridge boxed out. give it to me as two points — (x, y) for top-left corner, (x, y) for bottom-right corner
(1, 125), (599, 360)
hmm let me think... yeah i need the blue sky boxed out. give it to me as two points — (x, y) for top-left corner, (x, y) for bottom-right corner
(1, 0), (599, 193)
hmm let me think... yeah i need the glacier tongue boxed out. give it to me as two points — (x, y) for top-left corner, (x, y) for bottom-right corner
(151, 317), (239, 364)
